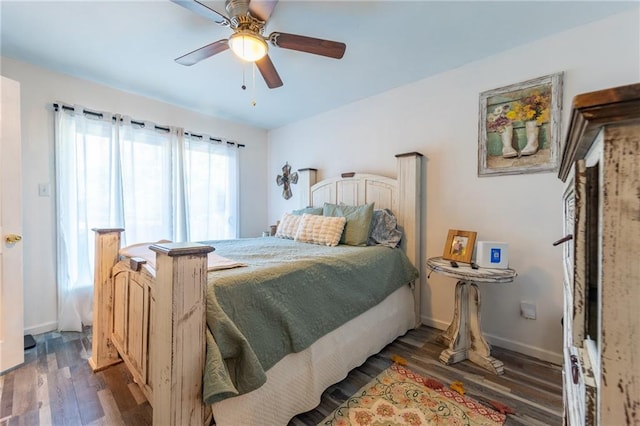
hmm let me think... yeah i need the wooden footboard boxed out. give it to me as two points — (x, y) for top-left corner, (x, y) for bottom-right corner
(110, 255), (156, 401)
(90, 229), (213, 425)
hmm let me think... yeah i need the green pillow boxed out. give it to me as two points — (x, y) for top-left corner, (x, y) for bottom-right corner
(323, 202), (374, 246)
(291, 207), (323, 216)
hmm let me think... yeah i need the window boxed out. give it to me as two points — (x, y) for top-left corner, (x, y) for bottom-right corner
(54, 105), (239, 331)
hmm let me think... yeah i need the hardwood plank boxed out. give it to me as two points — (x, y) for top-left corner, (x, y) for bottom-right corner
(61, 331), (85, 343)
(45, 336), (63, 355)
(35, 353), (48, 376)
(86, 369), (107, 393)
(53, 342), (72, 370)
(69, 363), (104, 425)
(96, 389), (124, 425)
(46, 366), (81, 425)
(64, 339), (84, 368)
(0, 372), (14, 419)
(35, 373), (49, 424)
(10, 363), (36, 415)
(37, 405), (51, 426)
(14, 407), (38, 426)
(99, 365), (136, 414)
(120, 402), (152, 426)
(46, 354), (57, 374)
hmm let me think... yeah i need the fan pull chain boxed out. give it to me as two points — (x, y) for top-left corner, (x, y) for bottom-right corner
(241, 62), (247, 91)
(252, 64), (257, 107)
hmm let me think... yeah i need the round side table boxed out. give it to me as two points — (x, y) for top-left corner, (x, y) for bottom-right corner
(427, 256), (517, 375)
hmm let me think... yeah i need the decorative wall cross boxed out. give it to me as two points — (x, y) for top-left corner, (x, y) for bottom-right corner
(276, 162), (298, 200)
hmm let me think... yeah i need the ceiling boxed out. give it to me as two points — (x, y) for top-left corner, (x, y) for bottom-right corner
(1, 1), (636, 130)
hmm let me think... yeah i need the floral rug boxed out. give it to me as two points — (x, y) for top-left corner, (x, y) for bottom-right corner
(319, 364), (506, 426)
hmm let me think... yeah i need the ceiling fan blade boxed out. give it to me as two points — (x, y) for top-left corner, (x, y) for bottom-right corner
(175, 40), (229, 66)
(269, 32), (346, 59)
(255, 55), (283, 89)
(171, 0), (230, 27)
(248, 0), (279, 22)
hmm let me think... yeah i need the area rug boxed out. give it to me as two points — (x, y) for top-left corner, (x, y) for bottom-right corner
(319, 364), (506, 426)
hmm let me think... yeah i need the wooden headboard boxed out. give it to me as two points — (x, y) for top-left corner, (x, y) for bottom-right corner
(311, 174), (397, 211)
(301, 152), (423, 326)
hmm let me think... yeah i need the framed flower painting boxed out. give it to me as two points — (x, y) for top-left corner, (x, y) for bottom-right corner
(478, 73), (563, 176)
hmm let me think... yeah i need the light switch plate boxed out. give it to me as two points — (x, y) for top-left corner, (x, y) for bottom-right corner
(520, 302), (536, 320)
(38, 183), (50, 197)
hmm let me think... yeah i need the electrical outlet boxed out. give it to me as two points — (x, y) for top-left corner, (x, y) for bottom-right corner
(520, 302), (537, 320)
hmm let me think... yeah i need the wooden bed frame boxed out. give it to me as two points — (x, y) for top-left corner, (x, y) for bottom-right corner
(88, 152), (422, 425)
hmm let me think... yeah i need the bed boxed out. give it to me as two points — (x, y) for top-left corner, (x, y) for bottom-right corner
(88, 152), (423, 425)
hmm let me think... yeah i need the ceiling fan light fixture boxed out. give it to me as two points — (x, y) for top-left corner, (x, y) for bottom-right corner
(229, 31), (268, 62)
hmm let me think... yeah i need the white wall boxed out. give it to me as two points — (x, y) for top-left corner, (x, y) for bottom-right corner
(267, 9), (640, 363)
(0, 58), (269, 335)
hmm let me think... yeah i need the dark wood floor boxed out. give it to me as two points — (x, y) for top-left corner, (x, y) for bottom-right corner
(0, 326), (562, 425)
(291, 326), (562, 426)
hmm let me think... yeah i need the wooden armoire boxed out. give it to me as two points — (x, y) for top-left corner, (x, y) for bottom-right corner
(557, 83), (639, 425)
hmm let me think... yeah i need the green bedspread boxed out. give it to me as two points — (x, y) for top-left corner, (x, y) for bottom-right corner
(200, 237), (419, 405)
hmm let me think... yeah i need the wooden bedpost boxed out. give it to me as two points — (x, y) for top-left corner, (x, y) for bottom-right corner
(396, 152), (423, 327)
(149, 242), (214, 426)
(89, 228), (124, 372)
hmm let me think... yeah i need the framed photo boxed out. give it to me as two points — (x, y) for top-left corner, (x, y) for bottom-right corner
(478, 72), (563, 177)
(442, 229), (477, 263)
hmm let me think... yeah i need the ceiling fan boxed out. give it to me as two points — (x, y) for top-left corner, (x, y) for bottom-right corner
(171, 0), (347, 89)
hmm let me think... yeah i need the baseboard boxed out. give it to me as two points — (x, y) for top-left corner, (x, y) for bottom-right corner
(484, 332), (562, 365)
(421, 315), (563, 365)
(24, 321), (58, 336)
(420, 316), (449, 331)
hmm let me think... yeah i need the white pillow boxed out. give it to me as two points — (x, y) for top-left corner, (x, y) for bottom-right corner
(275, 212), (302, 239)
(294, 214), (346, 247)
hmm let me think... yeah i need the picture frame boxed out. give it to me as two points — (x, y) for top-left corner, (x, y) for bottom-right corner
(442, 229), (477, 263)
(478, 72), (563, 177)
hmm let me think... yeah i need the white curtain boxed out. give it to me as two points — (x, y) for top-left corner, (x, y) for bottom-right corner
(119, 118), (180, 245)
(184, 135), (238, 240)
(55, 106), (239, 331)
(55, 106), (120, 332)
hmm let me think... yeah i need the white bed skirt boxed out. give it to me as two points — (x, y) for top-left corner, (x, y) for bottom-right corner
(211, 284), (416, 425)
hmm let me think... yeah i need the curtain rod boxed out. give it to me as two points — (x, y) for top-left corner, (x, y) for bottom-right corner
(52, 103), (245, 148)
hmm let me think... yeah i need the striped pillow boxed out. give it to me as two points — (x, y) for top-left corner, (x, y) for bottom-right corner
(295, 214), (346, 247)
(275, 212), (302, 239)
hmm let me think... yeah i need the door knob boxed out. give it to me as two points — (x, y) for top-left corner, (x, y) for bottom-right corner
(5, 234), (22, 244)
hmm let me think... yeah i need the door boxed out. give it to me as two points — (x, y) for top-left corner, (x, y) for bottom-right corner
(0, 75), (24, 373)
